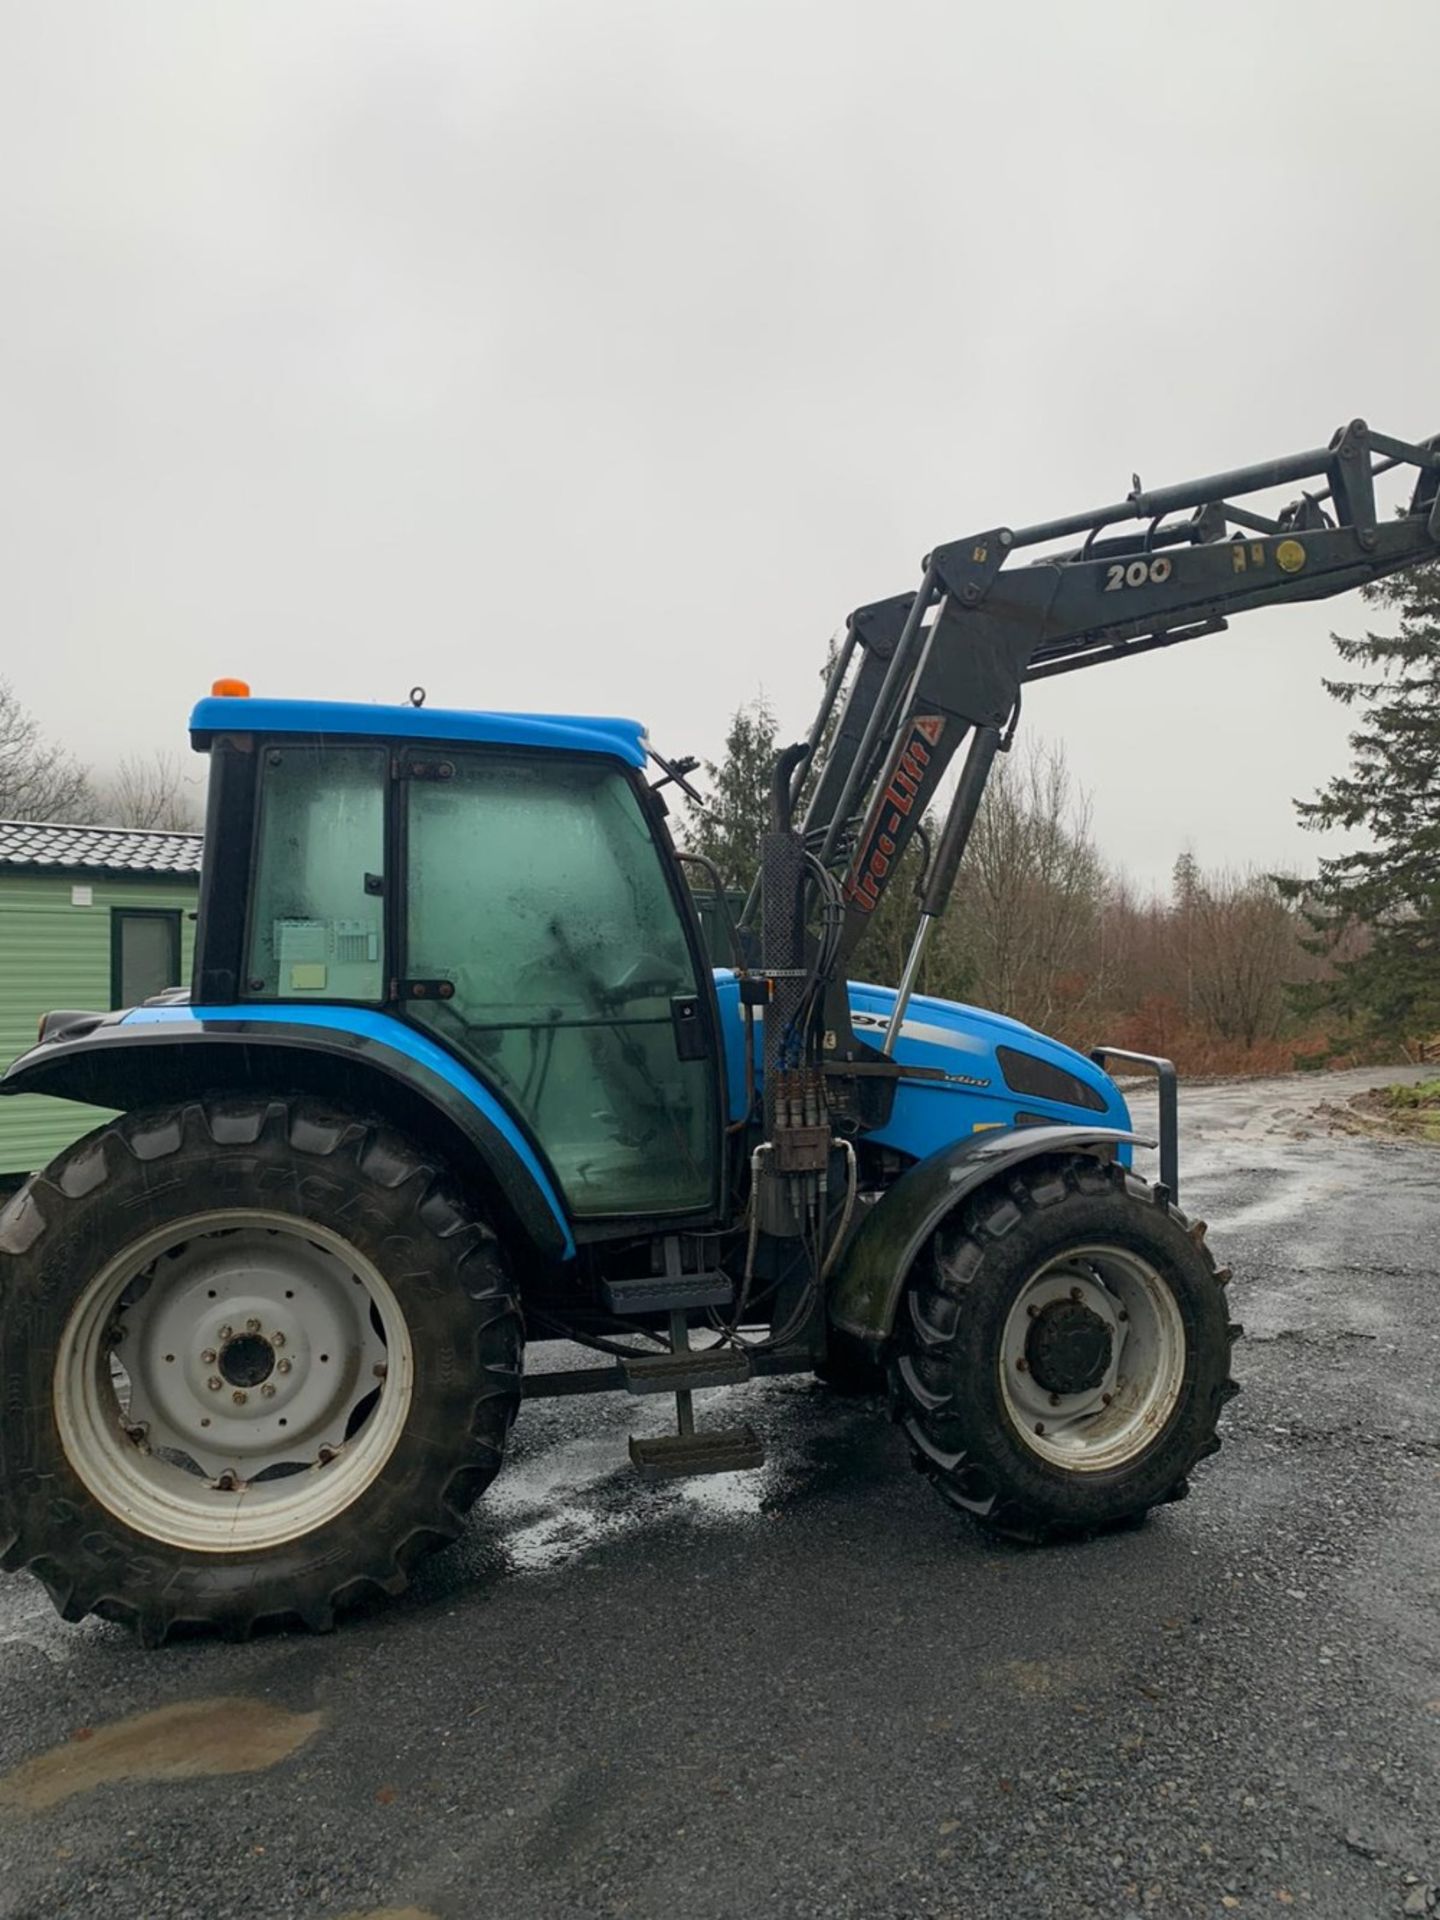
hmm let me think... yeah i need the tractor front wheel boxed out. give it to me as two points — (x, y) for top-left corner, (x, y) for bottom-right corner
(0, 1098), (523, 1644)
(890, 1155), (1238, 1542)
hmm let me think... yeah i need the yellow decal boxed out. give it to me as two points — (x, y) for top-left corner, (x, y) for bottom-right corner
(971, 1120), (1006, 1132)
(290, 963), (328, 991)
(1276, 538), (1307, 573)
(1250, 542), (1266, 567)
(1231, 544), (1247, 573)
(972, 544), (988, 563)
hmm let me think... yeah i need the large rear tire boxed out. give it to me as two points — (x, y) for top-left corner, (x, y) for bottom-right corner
(0, 1098), (523, 1644)
(890, 1155), (1238, 1542)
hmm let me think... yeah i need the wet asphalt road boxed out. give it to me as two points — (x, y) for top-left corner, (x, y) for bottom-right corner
(1, 1067), (1438, 1920)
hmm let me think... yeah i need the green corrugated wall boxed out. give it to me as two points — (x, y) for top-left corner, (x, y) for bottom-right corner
(0, 872), (197, 1178)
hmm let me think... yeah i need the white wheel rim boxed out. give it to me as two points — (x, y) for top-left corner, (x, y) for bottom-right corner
(53, 1210), (415, 1553)
(999, 1243), (1186, 1472)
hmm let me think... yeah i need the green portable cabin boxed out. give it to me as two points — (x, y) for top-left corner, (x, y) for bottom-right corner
(0, 821), (201, 1183)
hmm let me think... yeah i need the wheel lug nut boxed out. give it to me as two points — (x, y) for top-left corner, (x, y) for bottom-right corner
(271, 1331), (286, 1349)
(277, 1358), (292, 1375)
(1069, 1286), (1083, 1303)
(1034, 1422), (1046, 1436)
(1015, 1357), (1029, 1373)
(201, 1349), (217, 1365)
(232, 1389), (248, 1406)
(261, 1383), (277, 1399)
(1101, 1391), (1113, 1406)
(208, 1375), (223, 1391)
(1049, 1392), (1061, 1407)
(246, 1317), (262, 1334)
(219, 1325), (233, 1341)
(373, 1363), (388, 1379)
(1026, 1304), (1040, 1319)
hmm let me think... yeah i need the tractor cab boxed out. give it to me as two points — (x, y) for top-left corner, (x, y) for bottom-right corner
(190, 690), (727, 1226)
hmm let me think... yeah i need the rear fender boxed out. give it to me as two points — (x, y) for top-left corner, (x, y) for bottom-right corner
(827, 1124), (1151, 1346)
(0, 1006), (575, 1267)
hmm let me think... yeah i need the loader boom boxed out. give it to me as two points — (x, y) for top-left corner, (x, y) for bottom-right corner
(784, 419), (1439, 1037)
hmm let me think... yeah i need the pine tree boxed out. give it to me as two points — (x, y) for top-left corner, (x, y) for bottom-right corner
(1170, 848), (1199, 1020)
(1287, 560), (1440, 1046)
(684, 694), (778, 892)
(1170, 849), (1200, 913)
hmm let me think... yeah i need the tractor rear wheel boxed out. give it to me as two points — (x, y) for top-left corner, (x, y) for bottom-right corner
(890, 1155), (1238, 1542)
(0, 1097), (523, 1644)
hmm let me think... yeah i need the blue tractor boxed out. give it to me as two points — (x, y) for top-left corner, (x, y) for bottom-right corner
(2, 421), (1435, 1643)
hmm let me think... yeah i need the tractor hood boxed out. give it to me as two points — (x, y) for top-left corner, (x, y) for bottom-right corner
(848, 980), (1130, 1156)
(712, 972), (1130, 1158)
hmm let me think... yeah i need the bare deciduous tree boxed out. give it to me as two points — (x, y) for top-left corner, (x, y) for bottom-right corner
(0, 680), (96, 822)
(943, 741), (1103, 1031)
(96, 751), (206, 832)
(1188, 868), (1300, 1049)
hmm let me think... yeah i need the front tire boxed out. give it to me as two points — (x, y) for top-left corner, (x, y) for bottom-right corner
(890, 1155), (1238, 1542)
(0, 1098), (523, 1644)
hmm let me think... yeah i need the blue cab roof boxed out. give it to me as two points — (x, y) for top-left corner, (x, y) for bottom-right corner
(188, 696), (649, 768)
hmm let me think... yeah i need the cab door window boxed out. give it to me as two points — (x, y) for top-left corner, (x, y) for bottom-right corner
(404, 753), (717, 1218)
(245, 745), (387, 1001)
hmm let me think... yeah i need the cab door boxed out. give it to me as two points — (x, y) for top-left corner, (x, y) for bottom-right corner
(400, 748), (723, 1222)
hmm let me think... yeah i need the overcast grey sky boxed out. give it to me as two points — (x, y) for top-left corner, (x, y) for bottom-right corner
(1, 0), (1435, 886)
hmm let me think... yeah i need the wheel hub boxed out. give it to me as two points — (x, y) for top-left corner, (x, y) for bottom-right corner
(999, 1246), (1187, 1473)
(1025, 1299), (1113, 1397)
(119, 1263), (370, 1463)
(218, 1332), (276, 1389)
(54, 1211), (415, 1554)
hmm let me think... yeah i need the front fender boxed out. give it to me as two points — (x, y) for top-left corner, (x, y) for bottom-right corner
(827, 1124), (1151, 1346)
(1, 1005), (575, 1265)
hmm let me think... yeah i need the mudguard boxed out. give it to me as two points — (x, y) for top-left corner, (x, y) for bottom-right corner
(0, 1005), (575, 1264)
(827, 1123), (1150, 1346)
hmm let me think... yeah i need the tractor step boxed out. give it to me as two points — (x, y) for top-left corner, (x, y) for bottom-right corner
(628, 1425), (765, 1479)
(619, 1347), (752, 1395)
(600, 1272), (732, 1316)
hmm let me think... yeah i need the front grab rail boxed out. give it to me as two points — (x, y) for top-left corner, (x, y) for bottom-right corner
(1090, 1046), (1180, 1204)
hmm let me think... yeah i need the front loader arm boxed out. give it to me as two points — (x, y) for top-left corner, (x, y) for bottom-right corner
(804, 420), (1439, 971)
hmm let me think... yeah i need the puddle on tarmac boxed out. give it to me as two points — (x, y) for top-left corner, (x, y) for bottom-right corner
(0, 1696), (324, 1813)
(990, 1656), (1097, 1698)
(332, 1911), (441, 1920)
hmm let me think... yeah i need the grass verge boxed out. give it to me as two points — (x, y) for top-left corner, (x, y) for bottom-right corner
(1346, 1077), (1440, 1144)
